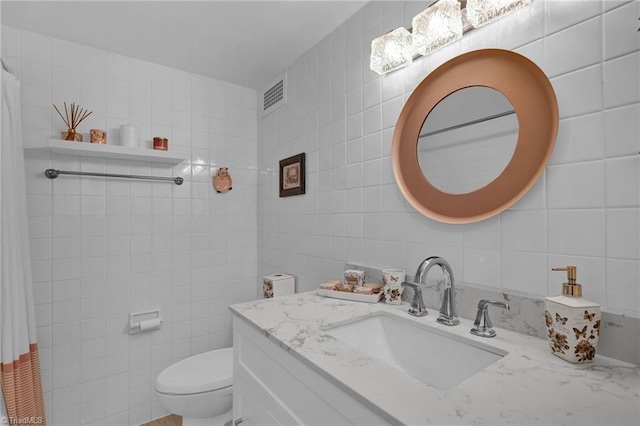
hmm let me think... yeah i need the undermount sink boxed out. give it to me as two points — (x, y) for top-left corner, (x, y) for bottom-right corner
(324, 314), (506, 391)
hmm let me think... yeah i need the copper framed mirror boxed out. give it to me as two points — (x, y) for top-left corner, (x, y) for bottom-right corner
(392, 49), (558, 224)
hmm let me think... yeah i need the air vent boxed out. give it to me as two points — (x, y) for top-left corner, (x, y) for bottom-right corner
(261, 72), (287, 117)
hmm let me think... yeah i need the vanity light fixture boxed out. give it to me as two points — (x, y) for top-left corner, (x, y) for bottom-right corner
(369, 27), (413, 75)
(412, 0), (463, 57)
(370, 0), (531, 75)
(466, 0), (531, 28)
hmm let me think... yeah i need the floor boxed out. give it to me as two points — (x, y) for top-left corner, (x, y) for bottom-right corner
(139, 414), (182, 426)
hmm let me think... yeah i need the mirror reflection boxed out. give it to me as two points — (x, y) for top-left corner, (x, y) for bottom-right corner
(418, 87), (518, 194)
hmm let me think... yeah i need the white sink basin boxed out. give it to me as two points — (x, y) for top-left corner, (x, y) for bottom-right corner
(324, 314), (506, 391)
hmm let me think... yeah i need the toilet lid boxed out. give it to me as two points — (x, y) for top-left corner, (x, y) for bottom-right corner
(156, 348), (233, 394)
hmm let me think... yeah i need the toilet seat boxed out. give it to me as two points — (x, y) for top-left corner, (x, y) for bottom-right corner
(156, 347), (233, 395)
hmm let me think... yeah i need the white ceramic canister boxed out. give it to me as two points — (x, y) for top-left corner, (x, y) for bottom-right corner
(119, 124), (139, 148)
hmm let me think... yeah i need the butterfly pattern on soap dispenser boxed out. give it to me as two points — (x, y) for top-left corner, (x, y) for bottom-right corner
(573, 325), (587, 339)
(555, 313), (568, 325)
(544, 308), (600, 363)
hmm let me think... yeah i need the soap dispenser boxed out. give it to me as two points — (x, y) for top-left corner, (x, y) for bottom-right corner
(544, 266), (601, 364)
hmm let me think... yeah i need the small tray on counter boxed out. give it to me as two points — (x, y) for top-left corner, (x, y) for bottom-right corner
(316, 289), (383, 303)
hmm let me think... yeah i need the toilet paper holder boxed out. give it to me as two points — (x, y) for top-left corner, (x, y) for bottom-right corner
(129, 309), (163, 334)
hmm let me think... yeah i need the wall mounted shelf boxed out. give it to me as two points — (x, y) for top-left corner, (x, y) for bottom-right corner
(25, 139), (185, 164)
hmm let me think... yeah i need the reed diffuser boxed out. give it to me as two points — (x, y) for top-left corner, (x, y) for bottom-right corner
(53, 102), (92, 141)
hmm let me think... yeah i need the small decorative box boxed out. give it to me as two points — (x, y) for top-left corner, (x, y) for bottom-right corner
(263, 274), (295, 299)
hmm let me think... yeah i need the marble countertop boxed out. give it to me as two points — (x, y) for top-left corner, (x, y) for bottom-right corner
(230, 292), (640, 425)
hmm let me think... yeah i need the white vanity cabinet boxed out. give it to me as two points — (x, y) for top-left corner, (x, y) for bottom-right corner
(232, 315), (389, 426)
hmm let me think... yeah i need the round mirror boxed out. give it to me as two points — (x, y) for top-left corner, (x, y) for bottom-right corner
(418, 87), (518, 194)
(392, 49), (558, 224)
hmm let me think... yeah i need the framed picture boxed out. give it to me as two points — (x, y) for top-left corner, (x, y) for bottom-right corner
(279, 153), (305, 197)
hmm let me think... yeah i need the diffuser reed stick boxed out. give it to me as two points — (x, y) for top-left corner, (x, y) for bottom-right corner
(53, 102), (92, 141)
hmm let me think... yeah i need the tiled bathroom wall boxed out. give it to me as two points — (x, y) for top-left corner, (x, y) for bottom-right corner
(1, 0), (638, 425)
(257, 0), (639, 315)
(1, 26), (258, 425)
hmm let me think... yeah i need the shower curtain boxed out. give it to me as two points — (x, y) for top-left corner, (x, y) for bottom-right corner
(1, 65), (46, 424)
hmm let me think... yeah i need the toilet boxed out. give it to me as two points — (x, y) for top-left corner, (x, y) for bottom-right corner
(155, 347), (233, 426)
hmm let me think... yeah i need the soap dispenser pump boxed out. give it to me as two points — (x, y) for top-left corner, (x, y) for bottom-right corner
(544, 266), (601, 364)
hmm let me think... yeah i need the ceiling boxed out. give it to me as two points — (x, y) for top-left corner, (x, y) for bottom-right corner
(1, 1), (367, 90)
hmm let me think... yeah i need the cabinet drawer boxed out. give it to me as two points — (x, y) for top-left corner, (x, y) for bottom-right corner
(233, 375), (278, 426)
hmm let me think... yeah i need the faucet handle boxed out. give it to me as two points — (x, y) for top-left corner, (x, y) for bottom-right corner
(401, 282), (428, 317)
(470, 299), (510, 338)
(436, 284), (460, 326)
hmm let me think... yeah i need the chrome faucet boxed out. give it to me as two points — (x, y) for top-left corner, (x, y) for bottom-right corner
(414, 256), (459, 326)
(470, 299), (510, 338)
(401, 282), (428, 317)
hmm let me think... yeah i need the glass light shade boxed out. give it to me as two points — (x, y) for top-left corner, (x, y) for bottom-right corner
(466, 0), (531, 28)
(370, 27), (413, 75)
(412, 0), (463, 56)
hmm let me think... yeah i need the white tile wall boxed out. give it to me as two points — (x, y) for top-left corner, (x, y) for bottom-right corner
(2, 0), (639, 424)
(2, 25), (257, 425)
(257, 0), (639, 315)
